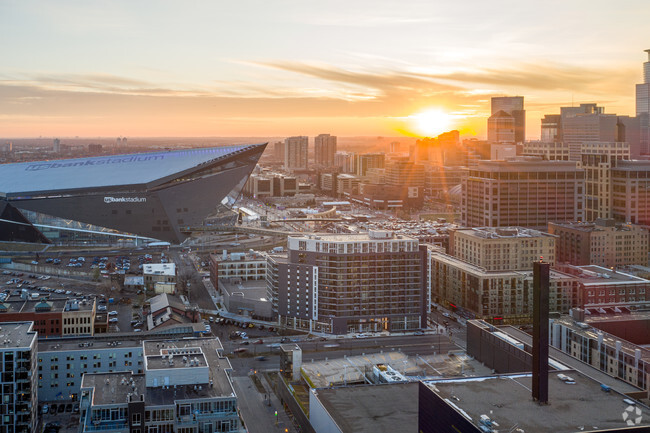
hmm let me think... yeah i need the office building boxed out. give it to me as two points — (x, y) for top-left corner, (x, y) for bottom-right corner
(0, 322), (37, 433)
(461, 158), (585, 229)
(540, 114), (561, 142)
(549, 219), (649, 267)
(581, 142), (631, 221)
(78, 338), (240, 433)
(522, 141), (571, 161)
(0, 144), (266, 244)
(267, 231), (428, 334)
(487, 96), (525, 143)
(334, 151), (356, 174)
(284, 136), (308, 170)
(450, 227), (556, 271)
(355, 153), (385, 177)
(244, 171), (298, 198)
(612, 160), (650, 225)
(314, 134), (337, 167)
(637, 49), (650, 155)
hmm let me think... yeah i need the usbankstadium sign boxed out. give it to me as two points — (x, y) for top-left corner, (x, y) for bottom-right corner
(104, 197), (147, 204)
(25, 155), (164, 171)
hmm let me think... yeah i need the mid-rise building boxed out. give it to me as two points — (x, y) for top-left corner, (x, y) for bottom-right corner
(450, 227), (556, 271)
(559, 264), (650, 310)
(461, 158), (585, 229)
(267, 231), (428, 334)
(78, 338), (240, 433)
(284, 136), (309, 170)
(334, 151), (356, 174)
(0, 296), (95, 337)
(273, 141), (284, 162)
(487, 96), (525, 143)
(314, 134), (337, 167)
(0, 322), (37, 433)
(522, 141), (571, 161)
(209, 250), (267, 287)
(549, 314), (650, 392)
(355, 153), (385, 177)
(549, 219), (649, 267)
(581, 142), (630, 221)
(244, 171), (298, 198)
(612, 160), (650, 225)
(428, 247), (576, 321)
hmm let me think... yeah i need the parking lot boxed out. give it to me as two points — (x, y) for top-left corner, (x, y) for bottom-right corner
(40, 402), (81, 433)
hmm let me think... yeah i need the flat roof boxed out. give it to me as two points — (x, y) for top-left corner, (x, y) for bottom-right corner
(498, 326), (641, 394)
(422, 372), (650, 432)
(142, 338), (234, 401)
(220, 280), (268, 300)
(143, 263), (176, 276)
(313, 382), (418, 433)
(575, 265), (648, 285)
(82, 372), (146, 406)
(0, 321), (36, 349)
(0, 144), (264, 197)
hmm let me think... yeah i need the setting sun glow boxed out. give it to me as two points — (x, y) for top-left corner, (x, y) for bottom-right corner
(410, 109), (453, 137)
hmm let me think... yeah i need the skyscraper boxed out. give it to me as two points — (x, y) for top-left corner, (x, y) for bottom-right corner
(488, 96), (525, 143)
(314, 133), (337, 167)
(283, 136), (308, 169)
(636, 49), (650, 154)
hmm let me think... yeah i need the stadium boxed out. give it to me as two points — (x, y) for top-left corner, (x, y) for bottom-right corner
(0, 144), (266, 245)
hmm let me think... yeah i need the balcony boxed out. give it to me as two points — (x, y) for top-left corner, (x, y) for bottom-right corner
(84, 421), (128, 432)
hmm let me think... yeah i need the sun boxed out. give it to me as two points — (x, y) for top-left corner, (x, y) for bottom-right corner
(409, 108), (453, 137)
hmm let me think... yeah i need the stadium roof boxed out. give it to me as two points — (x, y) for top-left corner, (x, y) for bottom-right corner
(0, 144), (263, 197)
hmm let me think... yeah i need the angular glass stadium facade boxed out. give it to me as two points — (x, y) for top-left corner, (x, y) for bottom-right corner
(0, 144), (266, 245)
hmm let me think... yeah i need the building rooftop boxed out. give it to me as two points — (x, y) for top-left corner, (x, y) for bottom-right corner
(39, 337), (143, 352)
(571, 265), (648, 285)
(82, 372), (146, 406)
(313, 382), (418, 433)
(143, 263), (176, 276)
(0, 321), (36, 349)
(0, 145), (264, 197)
(288, 231), (418, 243)
(422, 372), (650, 432)
(456, 226), (554, 239)
(142, 338), (235, 402)
(552, 315), (650, 363)
(219, 280), (268, 300)
(498, 326), (641, 394)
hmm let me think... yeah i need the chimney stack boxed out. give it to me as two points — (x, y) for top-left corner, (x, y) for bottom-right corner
(532, 261), (550, 404)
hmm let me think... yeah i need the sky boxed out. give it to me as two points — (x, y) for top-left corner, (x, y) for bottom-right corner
(1, 0), (649, 139)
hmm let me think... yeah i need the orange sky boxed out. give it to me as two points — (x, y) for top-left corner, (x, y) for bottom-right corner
(0, 1), (648, 139)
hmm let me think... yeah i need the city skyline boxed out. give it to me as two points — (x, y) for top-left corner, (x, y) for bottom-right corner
(1, 1), (649, 138)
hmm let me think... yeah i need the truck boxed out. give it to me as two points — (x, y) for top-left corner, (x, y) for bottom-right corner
(272, 247), (284, 253)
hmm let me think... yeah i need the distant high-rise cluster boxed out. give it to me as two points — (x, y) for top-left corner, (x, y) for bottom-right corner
(116, 136), (128, 147)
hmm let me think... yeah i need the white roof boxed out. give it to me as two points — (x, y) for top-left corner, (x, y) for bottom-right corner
(143, 263), (176, 276)
(0, 144), (262, 196)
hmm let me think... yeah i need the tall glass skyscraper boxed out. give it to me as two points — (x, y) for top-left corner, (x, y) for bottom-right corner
(636, 49), (650, 154)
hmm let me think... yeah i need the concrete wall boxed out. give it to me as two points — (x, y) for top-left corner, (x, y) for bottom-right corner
(467, 320), (531, 374)
(309, 390), (342, 433)
(276, 376), (315, 433)
(1, 262), (93, 279)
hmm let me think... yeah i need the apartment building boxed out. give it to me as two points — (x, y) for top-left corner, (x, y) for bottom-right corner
(143, 263), (176, 291)
(428, 247), (576, 321)
(267, 231), (427, 334)
(549, 219), (649, 267)
(450, 227), (556, 271)
(0, 322), (37, 433)
(78, 338), (240, 433)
